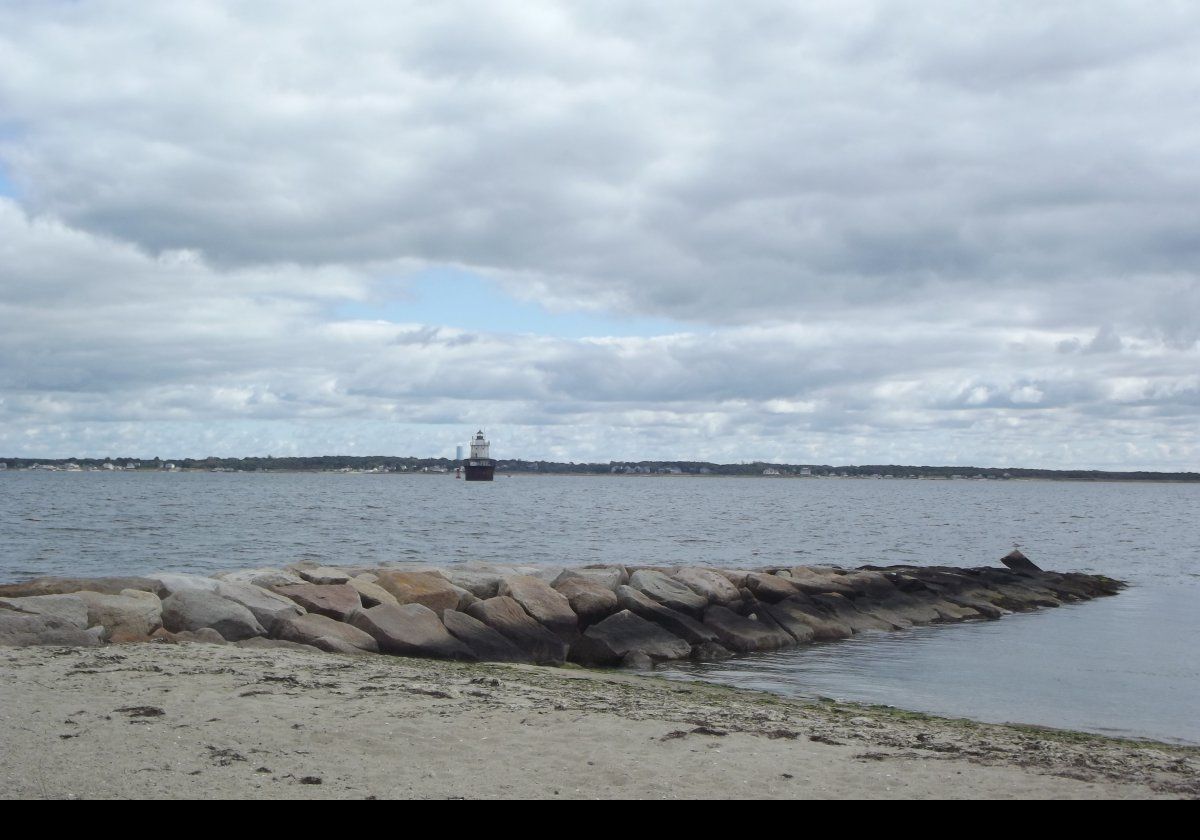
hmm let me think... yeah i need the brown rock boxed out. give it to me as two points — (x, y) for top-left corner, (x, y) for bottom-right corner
(627, 570), (709, 616)
(0, 576), (166, 599)
(744, 573), (800, 603)
(347, 576), (400, 608)
(271, 583), (361, 621)
(671, 568), (742, 604)
(373, 571), (465, 614)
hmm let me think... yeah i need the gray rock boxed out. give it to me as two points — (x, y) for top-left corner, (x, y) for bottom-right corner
(671, 568), (742, 604)
(215, 581), (304, 632)
(215, 568), (306, 588)
(149, 573), (222, 596)
(437, 569), (505, 599)
(785, 567), (858, 596)
(271, 583), (361, 621)
(273, 613), (379, 654)
(702, 604), (794, 653)
(570, 610), (691, 666)
(160, 589), (266, 641)
(627, 570), (709, 616)
(552, 577), (618, 625)
(443, 609), (531, 663)
(1001, 549), (1042, 574)
(808, 593), (900, 632)
(0, 576), (166, 598)
(74, 590), (162, 641)
(348, 603), (476, 661)
(552, 567), (627, 592)
(621, 652), (655, 669)
(466, 596), (567, 665)
(0, 601), (99, 647)
(173, 628), (227, 645)
(762, 596), (849, 641)
(0, 594), (90, 629)
(498, 575), (578, 639)
(297, 566), (353, 585)
(615, 585), (719, 645)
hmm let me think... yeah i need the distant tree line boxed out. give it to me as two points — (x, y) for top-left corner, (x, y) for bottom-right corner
(2, 455), (1198, 482)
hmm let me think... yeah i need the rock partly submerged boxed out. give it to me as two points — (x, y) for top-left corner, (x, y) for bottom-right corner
(0, 555), (1126, 670)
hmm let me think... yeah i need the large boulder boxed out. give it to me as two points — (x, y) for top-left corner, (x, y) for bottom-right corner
(0, 594), (101, 647)
(271, 583), (361, 621)
(552, 577), (618, 625)
(615, 586), (719, 645)
(763, 596), (851, 641)
(552, 567), (627, 592)
(346, 576), (400, 608)
(74, 590), (162, 641)
(442, 610), (532, 662)
(627, 570), (709, 616)
(671, 568), (742, 605)
(744, 573), (800, 604)
(373, 571), (467, 614)
(214, 581), (304, 632)
(570, 610), (692, 666)
(466, 596), (567, 665)
(348, 603), (475, 661)
(702, 605), (794, 653)
(160, 590), (266, 641)
(297, 566), (353, 585)
(1001, 549), (1042, 574)
(807, 593), (900, 632)
(0, 576), (165, 598)
(499, 575), (578, 639)
(274, 613), (379, 654)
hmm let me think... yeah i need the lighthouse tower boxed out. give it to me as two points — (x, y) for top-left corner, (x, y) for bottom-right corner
(463, 430), (496, 481)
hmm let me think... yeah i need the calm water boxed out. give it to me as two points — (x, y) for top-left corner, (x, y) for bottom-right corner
(2, 472), (1198, 743)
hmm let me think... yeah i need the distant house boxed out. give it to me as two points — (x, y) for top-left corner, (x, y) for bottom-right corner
(762, 468), (781, 476)
(799, 467), (812, 476)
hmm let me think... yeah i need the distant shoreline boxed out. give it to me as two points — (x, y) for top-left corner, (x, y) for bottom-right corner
(2, 457), (1198, 483)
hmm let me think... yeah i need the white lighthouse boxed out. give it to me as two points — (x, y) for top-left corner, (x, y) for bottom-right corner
(463, 430), (496, 481)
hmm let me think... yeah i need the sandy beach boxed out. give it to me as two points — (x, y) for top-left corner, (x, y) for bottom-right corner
(2, 643), (1196, 799)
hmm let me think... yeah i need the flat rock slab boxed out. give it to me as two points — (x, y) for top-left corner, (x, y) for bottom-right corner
(349, 603), (475, 661)
(150, 573), (223, 596)
(0, 576), (166, 599)
(552, 568), (627, 592)
(615, 586), (719, 645)
(466, 596), (567, 665)
(671, 568), (742, 605)
(373, 571), (465, 614)
(161, 590), (266, 641)
(570, 610), (691, 666)
(297, 566), (354, 585)
(627, 570), (709, 616)
(272, 583), (361, 621)
(443, 609), (532, 662)
(784, 567), (858, 597)
(215, 568), (306, 588)
(552, 577), (618, 625)
(499, 575), (578, 639)
(0, 594), (90, 629)
(274, 613), (379, 654)
(703, 605), (794, 653)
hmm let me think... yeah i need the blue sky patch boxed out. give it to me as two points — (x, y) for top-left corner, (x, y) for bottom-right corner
(337, 267), (685, 339)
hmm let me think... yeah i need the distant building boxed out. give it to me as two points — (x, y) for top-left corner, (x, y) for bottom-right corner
(762, 468), (781, 476)
(799, 467), (812, 476)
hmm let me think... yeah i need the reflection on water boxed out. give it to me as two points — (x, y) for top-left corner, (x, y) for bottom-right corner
(2, 472), (1198, 743)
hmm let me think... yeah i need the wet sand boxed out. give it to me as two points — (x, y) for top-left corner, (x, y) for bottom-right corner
(1, 643), (1196, 799)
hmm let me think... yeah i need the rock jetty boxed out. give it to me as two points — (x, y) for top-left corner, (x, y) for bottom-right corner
(0, 559), (1125, 667)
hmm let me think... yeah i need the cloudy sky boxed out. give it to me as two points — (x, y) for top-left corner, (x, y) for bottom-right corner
(1, 1), (1197, 468)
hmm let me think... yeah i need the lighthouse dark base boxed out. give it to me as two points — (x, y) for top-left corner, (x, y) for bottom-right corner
(464, 459), (496, 481)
